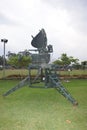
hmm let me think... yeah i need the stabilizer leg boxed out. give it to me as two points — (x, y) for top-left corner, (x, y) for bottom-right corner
(31, 68), (41, 83)
(3, 76), (29, 96)
(49, 75), (78, 105)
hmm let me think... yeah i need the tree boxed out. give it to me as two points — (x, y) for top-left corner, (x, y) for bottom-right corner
(0, 56), (7, 66)
(18, 55), (31, 68)
(60, 53), (71, 65)
(53, 59), (63, 65)
(81, 61), (87, 70)
(53, 53), (79, 66)
(7, 54), (31, 68)
(0, 56), (3, 65)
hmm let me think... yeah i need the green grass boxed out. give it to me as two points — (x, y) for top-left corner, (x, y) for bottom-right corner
(0, 79), (87, 130)
(59, 69), (87, 75)
(0, 69), (29, 79)
(0, 69), (87, 79)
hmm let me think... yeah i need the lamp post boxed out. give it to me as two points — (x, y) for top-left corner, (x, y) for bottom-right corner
(1, 39), (8, 78)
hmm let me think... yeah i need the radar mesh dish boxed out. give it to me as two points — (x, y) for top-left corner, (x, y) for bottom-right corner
(31, 29), (47, 48)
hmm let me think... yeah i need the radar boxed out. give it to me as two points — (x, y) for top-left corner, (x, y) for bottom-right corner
(31, 29), (47, 49)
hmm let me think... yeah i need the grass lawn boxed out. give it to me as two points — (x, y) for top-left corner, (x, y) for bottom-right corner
(0, 69), (87, 79)
(0, 79), (87, 130)
(0, 69), (28, 79)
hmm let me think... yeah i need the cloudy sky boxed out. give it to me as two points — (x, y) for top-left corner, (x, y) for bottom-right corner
(0, 0), (87, 61)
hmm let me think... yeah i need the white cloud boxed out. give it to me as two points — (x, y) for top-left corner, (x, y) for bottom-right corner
(0, 0), (87, 61)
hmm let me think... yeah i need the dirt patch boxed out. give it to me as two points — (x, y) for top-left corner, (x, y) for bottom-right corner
(3, 74), (27, 79)
(61, 74), (87, 79)
(1, 74), (87, 80)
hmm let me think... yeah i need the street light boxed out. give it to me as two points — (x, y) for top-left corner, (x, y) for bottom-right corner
(1, 38), (8, 78)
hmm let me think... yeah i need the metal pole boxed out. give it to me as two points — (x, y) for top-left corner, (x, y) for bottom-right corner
(3, 42), (6, 78)
(1, 39), (8, 79)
